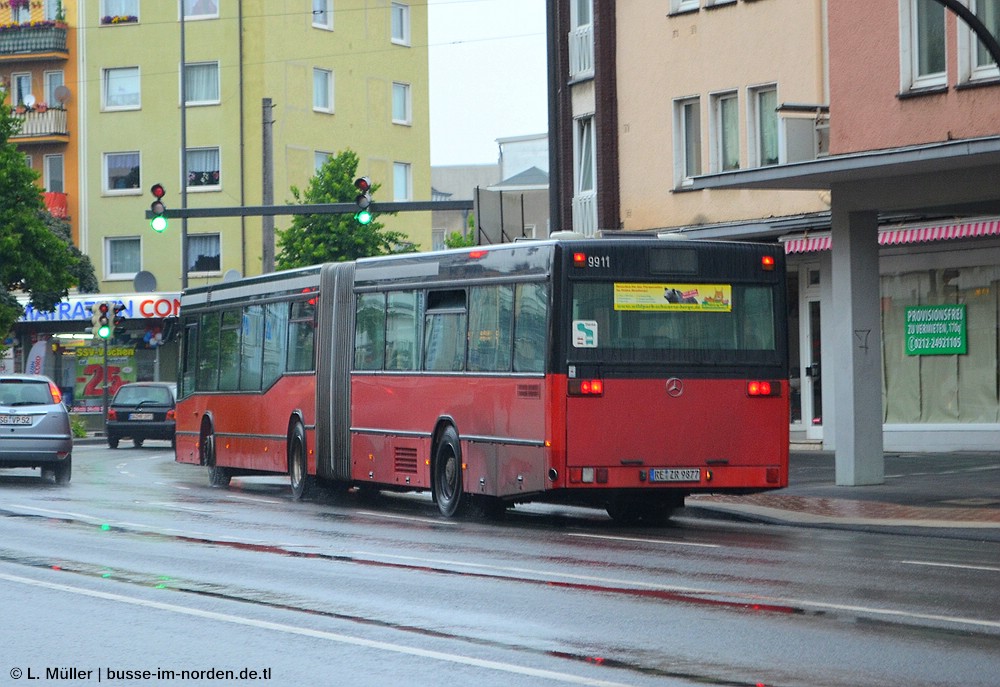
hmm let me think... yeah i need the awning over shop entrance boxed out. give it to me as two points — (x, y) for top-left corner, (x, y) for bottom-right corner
(782, 217), (1000, 253)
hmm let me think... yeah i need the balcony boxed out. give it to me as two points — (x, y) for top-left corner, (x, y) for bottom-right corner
(11, 107), (68, 142)
(0, 22), (68, 61)
(568, 24), (594, 81)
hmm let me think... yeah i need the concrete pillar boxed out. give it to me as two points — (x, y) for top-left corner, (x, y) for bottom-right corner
(829, 200), (884, 485)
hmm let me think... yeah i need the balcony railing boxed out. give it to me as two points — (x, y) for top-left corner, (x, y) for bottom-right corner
(11, 107), (68, 138)
(0, 23), (68, 57)
(571, 191), (597, 237)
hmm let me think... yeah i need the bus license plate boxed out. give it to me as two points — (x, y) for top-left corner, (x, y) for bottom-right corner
(649, 468), (701, 483)
(0, 415), (31, 425)
(129, 413), (153, 421)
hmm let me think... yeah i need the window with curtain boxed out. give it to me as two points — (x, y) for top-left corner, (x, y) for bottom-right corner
(186, 147), (220, 188)
(104, 151), (140, 192)
(104, 67), (140, 109)
(391, 3), (410, 45)
(13, 73), (31, 107)
(101, 0), (138, 19)
(713, 91), (739, 172)
(107, 237), (141, 277)
(313, 68), (333, 112)
(752, 86), (778, 167)
(187, 233), (220, 273)
(392, 82), (410, 124)
(185, 62), (219, 105)
(184, 0), (218, 19)
(313, 0), (333, 29)
(974, 0), (1000, 70)
(44, 71), (64, 107)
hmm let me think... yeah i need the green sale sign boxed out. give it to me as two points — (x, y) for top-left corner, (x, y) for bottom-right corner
(904, 305), (967, 356)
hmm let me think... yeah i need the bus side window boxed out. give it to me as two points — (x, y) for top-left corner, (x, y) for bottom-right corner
(467, 285), (513, 372)
(386, 291), (418, 371)
(262, 301), (287, 388)
(354, 292), (386, 370)
(513, 282), (547, 373)
(196, 312), (221, 391)
(287, 299), (316, 372)
(180, 321), (198, 398)
(218, 309), (242, 390)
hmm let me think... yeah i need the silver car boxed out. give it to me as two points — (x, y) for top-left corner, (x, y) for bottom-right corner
(0, 374), (73, 484)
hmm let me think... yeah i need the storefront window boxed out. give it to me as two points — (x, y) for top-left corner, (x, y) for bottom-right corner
(881, 265), (1000, 423)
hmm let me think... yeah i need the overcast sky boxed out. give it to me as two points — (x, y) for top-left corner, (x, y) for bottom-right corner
(427, 0), (548, 166)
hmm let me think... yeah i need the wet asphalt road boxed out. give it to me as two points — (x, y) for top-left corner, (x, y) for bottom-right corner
(1, 443), (998, 687)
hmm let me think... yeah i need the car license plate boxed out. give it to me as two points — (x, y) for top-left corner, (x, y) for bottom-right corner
(649, 468), (701, 483)
(129, 413), (154, 421)
(0, 415), (31, 425)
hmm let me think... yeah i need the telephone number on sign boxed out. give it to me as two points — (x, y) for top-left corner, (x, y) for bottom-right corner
(908, 336), (963, 350)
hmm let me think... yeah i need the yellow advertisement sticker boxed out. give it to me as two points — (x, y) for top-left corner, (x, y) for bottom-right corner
(613, 283), (732, 312)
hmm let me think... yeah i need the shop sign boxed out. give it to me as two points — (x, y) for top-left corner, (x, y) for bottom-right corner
(17, 294), (181, 323)
(904, 305), (967, 356)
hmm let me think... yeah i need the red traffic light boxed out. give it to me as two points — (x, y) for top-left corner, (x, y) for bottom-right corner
(354, 177), (371, 193)
(151, 183), (166, 199)
(98, 303), (110, 315)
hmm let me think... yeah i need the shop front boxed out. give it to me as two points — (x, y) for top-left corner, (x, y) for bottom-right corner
(2, 293), (180, 427)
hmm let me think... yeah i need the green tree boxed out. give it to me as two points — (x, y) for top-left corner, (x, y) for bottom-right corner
(276, 149), (412, 270)
(1, 102), (88, 347)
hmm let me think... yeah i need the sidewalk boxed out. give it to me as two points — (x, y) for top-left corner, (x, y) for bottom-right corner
(684, 449), (1000, 540)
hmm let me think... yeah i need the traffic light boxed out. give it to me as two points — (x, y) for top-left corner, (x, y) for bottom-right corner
(113, 302), (127, 333)
(354, 177), (372, 225)
(96, 302), (112, 340)
(87, 302), (102, 336)
(150, 183), (167, 232)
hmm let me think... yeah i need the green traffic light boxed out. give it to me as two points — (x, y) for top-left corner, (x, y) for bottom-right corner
(355, 209), (372, 225)
(151, 215), (168, 232)
(97, 324), (111, 339)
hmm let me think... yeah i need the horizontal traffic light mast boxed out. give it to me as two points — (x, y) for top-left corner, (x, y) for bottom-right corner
(144, 200), (474, 221)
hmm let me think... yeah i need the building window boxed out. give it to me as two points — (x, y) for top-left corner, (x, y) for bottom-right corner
(313, 0), (333, 30)
(749, 85), (778, 167)
(101, 0), (138, 22)
(313, 68), (334, 112)
(393, 162), (411, 201)
(11, 2), (29, 23)
(391, 3), (410, 45)
(569, 0), (594, 79)
(12, 73), (31, 109)
(314, 151), (331, 172)
(392, 82), (411, 124)
(572, 115), (596, 236)
(103, 67), (140, 110)
(901, 0), (946, 90)
(185, 62), (220, 105)
(186, 147), (220, 190)
(961, 0), (1000, 81)
(711, 91), (739, 172)
(107, 237), (141, 278)
(44, 71), (64, 108)
(46, 0), (65, 21)
(44, 155), (64, 194)
(187, 234), (221, 274)
(103, 152), (141, 193)
(184, 0), (218, 19)
(670, 0), (699, 13)
(674, 96), (702, 185)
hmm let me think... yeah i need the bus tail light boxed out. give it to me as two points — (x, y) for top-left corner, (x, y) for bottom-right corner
(747, 380), (781, 397)
(761, 255), (776, 271)
(568, 378), (604, 396)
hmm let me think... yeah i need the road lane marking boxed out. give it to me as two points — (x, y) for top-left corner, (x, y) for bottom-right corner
(900, 559), (1000, 573)
(0, 571), (635, 687)
(567, 533), (720, 548)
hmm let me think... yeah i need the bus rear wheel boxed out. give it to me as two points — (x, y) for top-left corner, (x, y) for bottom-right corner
(289, 423), (311, 501)
(434, 427), (464, 518)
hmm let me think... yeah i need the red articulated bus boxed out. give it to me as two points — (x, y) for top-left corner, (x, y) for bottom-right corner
(175, 238), (789, 523)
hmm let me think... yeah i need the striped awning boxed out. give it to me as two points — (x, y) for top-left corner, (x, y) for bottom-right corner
(782, 218), (1000, 254)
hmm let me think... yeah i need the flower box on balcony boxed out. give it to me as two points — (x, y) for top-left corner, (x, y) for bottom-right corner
(101, 15), (138, 25)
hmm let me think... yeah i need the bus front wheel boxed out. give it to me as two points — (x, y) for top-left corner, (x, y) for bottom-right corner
(433, 427), (464, 518)
(203, 427), (231, 488)
(289, 423), (311, 501)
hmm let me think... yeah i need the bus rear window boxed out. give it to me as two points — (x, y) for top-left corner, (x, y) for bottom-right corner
(570, 282), (777, 354)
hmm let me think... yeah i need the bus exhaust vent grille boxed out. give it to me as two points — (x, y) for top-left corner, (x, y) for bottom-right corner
(517, 383), (541, 399)
(394, 447), (419, 474)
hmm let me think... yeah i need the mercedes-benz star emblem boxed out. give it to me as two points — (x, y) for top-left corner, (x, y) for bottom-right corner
(665, 378), (684, 398)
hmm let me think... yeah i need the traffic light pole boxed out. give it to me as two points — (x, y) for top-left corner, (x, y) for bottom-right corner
(102, 336), (109, 422)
